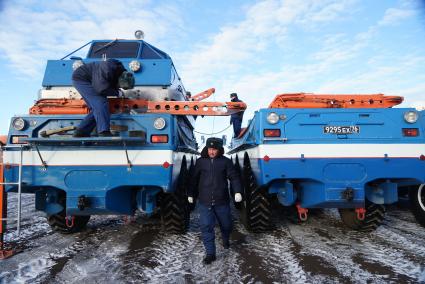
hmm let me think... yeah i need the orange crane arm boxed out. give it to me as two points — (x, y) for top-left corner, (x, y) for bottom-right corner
(190, 88), (215, 101)
(147, 101), (246, 116)
(30, 98), (246, 116)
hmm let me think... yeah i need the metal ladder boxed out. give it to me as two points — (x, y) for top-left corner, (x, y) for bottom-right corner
(0, 145), (25, 235)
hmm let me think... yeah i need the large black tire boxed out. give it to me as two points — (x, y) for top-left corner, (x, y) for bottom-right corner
(241, 155), (272, 232)
(409, 184), (425, 227)
(47, 212), (90, 234)
(160, 157), (190, 234)
(338, 202), (385, 232)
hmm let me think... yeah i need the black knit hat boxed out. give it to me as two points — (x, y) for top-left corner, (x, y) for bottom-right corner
(206, 137), (223, 150)
(230, 93), (238, 98)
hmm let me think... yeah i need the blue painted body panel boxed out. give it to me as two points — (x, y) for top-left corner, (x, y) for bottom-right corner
(232, 108), (424, 147)
(42, 59), (172, 87)
(6, 165), (172, 215)
(230, 107), (425, 208)
(255, 157), (425, 208)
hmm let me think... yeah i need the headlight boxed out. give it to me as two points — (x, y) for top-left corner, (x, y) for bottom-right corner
(154, 117), (166, 130)
(129, 60), (141, 72)
(72, 60), (84, 71)
(267, 112), (279, 124)
(404, 111), (418, 123)
(12, 117), (26, 131)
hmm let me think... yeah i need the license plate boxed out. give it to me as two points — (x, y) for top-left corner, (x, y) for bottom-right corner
(323, 126), (360, 134)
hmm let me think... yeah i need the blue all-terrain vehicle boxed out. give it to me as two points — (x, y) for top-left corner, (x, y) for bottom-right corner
(1, 32), (199, 234)
(228, 93), (425, 232)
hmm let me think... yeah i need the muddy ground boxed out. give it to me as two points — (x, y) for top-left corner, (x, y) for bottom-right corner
(1, 194), (424, 283)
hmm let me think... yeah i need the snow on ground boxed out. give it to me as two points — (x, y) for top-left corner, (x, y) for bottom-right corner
(1, 194), (424, 283)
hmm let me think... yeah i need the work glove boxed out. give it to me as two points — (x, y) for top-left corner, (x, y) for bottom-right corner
(117, 89), (125, 98)
(234, 193), (242, 202)
(188, 196), (194, 204)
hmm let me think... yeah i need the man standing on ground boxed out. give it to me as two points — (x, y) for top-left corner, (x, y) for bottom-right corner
(229, 93), (244, 138)
(188, 137), (243, 265)
(72, 59), (134, 137)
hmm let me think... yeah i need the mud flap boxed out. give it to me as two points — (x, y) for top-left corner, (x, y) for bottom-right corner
(365, 182), (398, 204)
(269, 180), (296, 206)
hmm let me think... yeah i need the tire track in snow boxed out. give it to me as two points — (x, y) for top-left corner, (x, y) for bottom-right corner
(376, 226), (425, 262)
(236, 221), (309, 283)
(289, 207), (424, 282)
(287, 211), (396, 283)
(123, 209), (245, 283)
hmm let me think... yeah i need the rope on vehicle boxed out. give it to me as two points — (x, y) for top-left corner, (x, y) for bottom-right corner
(193, 124), (232, 135)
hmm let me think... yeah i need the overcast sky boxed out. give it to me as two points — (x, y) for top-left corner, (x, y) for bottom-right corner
(0, 0), (425, 140)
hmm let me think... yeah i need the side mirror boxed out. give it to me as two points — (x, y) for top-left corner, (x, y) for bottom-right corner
(222, 135), (227, 146)
(201, 135), (205, 144)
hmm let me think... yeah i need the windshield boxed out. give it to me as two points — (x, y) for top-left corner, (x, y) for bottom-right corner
(88, 41), (140, 58)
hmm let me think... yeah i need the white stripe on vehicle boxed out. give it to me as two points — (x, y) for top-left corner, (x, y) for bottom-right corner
(3, 149), (175, 166)
(233, 144), (425, 159)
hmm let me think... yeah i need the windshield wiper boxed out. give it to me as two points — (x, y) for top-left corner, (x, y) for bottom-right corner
(94, 39), (118, 54)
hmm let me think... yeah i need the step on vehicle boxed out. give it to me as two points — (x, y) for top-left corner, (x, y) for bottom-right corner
(0, 31), (246, 255)
(228, 93), (425, 232)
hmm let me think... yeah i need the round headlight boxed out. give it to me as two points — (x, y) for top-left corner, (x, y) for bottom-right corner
(12, 117), (26, 131)
(267, 112), (279, 124)
(72, 60), (84, 71)
(404, 111), (418, 123)
(129, 60), (141, 72)
(154, 117), (166, 130)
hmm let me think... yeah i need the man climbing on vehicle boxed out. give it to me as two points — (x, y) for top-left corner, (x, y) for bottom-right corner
(188, 137), (243, 265)
(72, 59), (135, 137)
(229, 93), (244, 137)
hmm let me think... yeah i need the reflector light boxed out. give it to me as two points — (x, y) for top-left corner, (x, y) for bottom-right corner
(163, 161), (170, 168)
(11, 135), (28, 144)
(151, 134), (168, 143)
(263, 155), (270, 162)
(402, 128), (419, 137)
(420, 155), (425, 161)
(264, 129), (281, 137)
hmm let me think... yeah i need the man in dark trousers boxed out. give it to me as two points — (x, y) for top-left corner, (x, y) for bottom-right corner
(72, 59), (134, 137)
(229, 93), (244, 138)
(188, 137), (243, 265)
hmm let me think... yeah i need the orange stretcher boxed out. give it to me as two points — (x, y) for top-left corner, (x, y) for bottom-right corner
(269, 93), (403, 109)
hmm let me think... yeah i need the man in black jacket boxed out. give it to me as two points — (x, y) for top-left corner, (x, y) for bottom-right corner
(229, 93), (244, 137)
(188, 137), (242, 264)
(72, 59), (134, 137)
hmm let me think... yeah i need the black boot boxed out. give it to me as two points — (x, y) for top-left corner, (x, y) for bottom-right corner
(73, 130), (90, 138)
(203, 254), (216, 265)
(98, 131), (116, 137)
